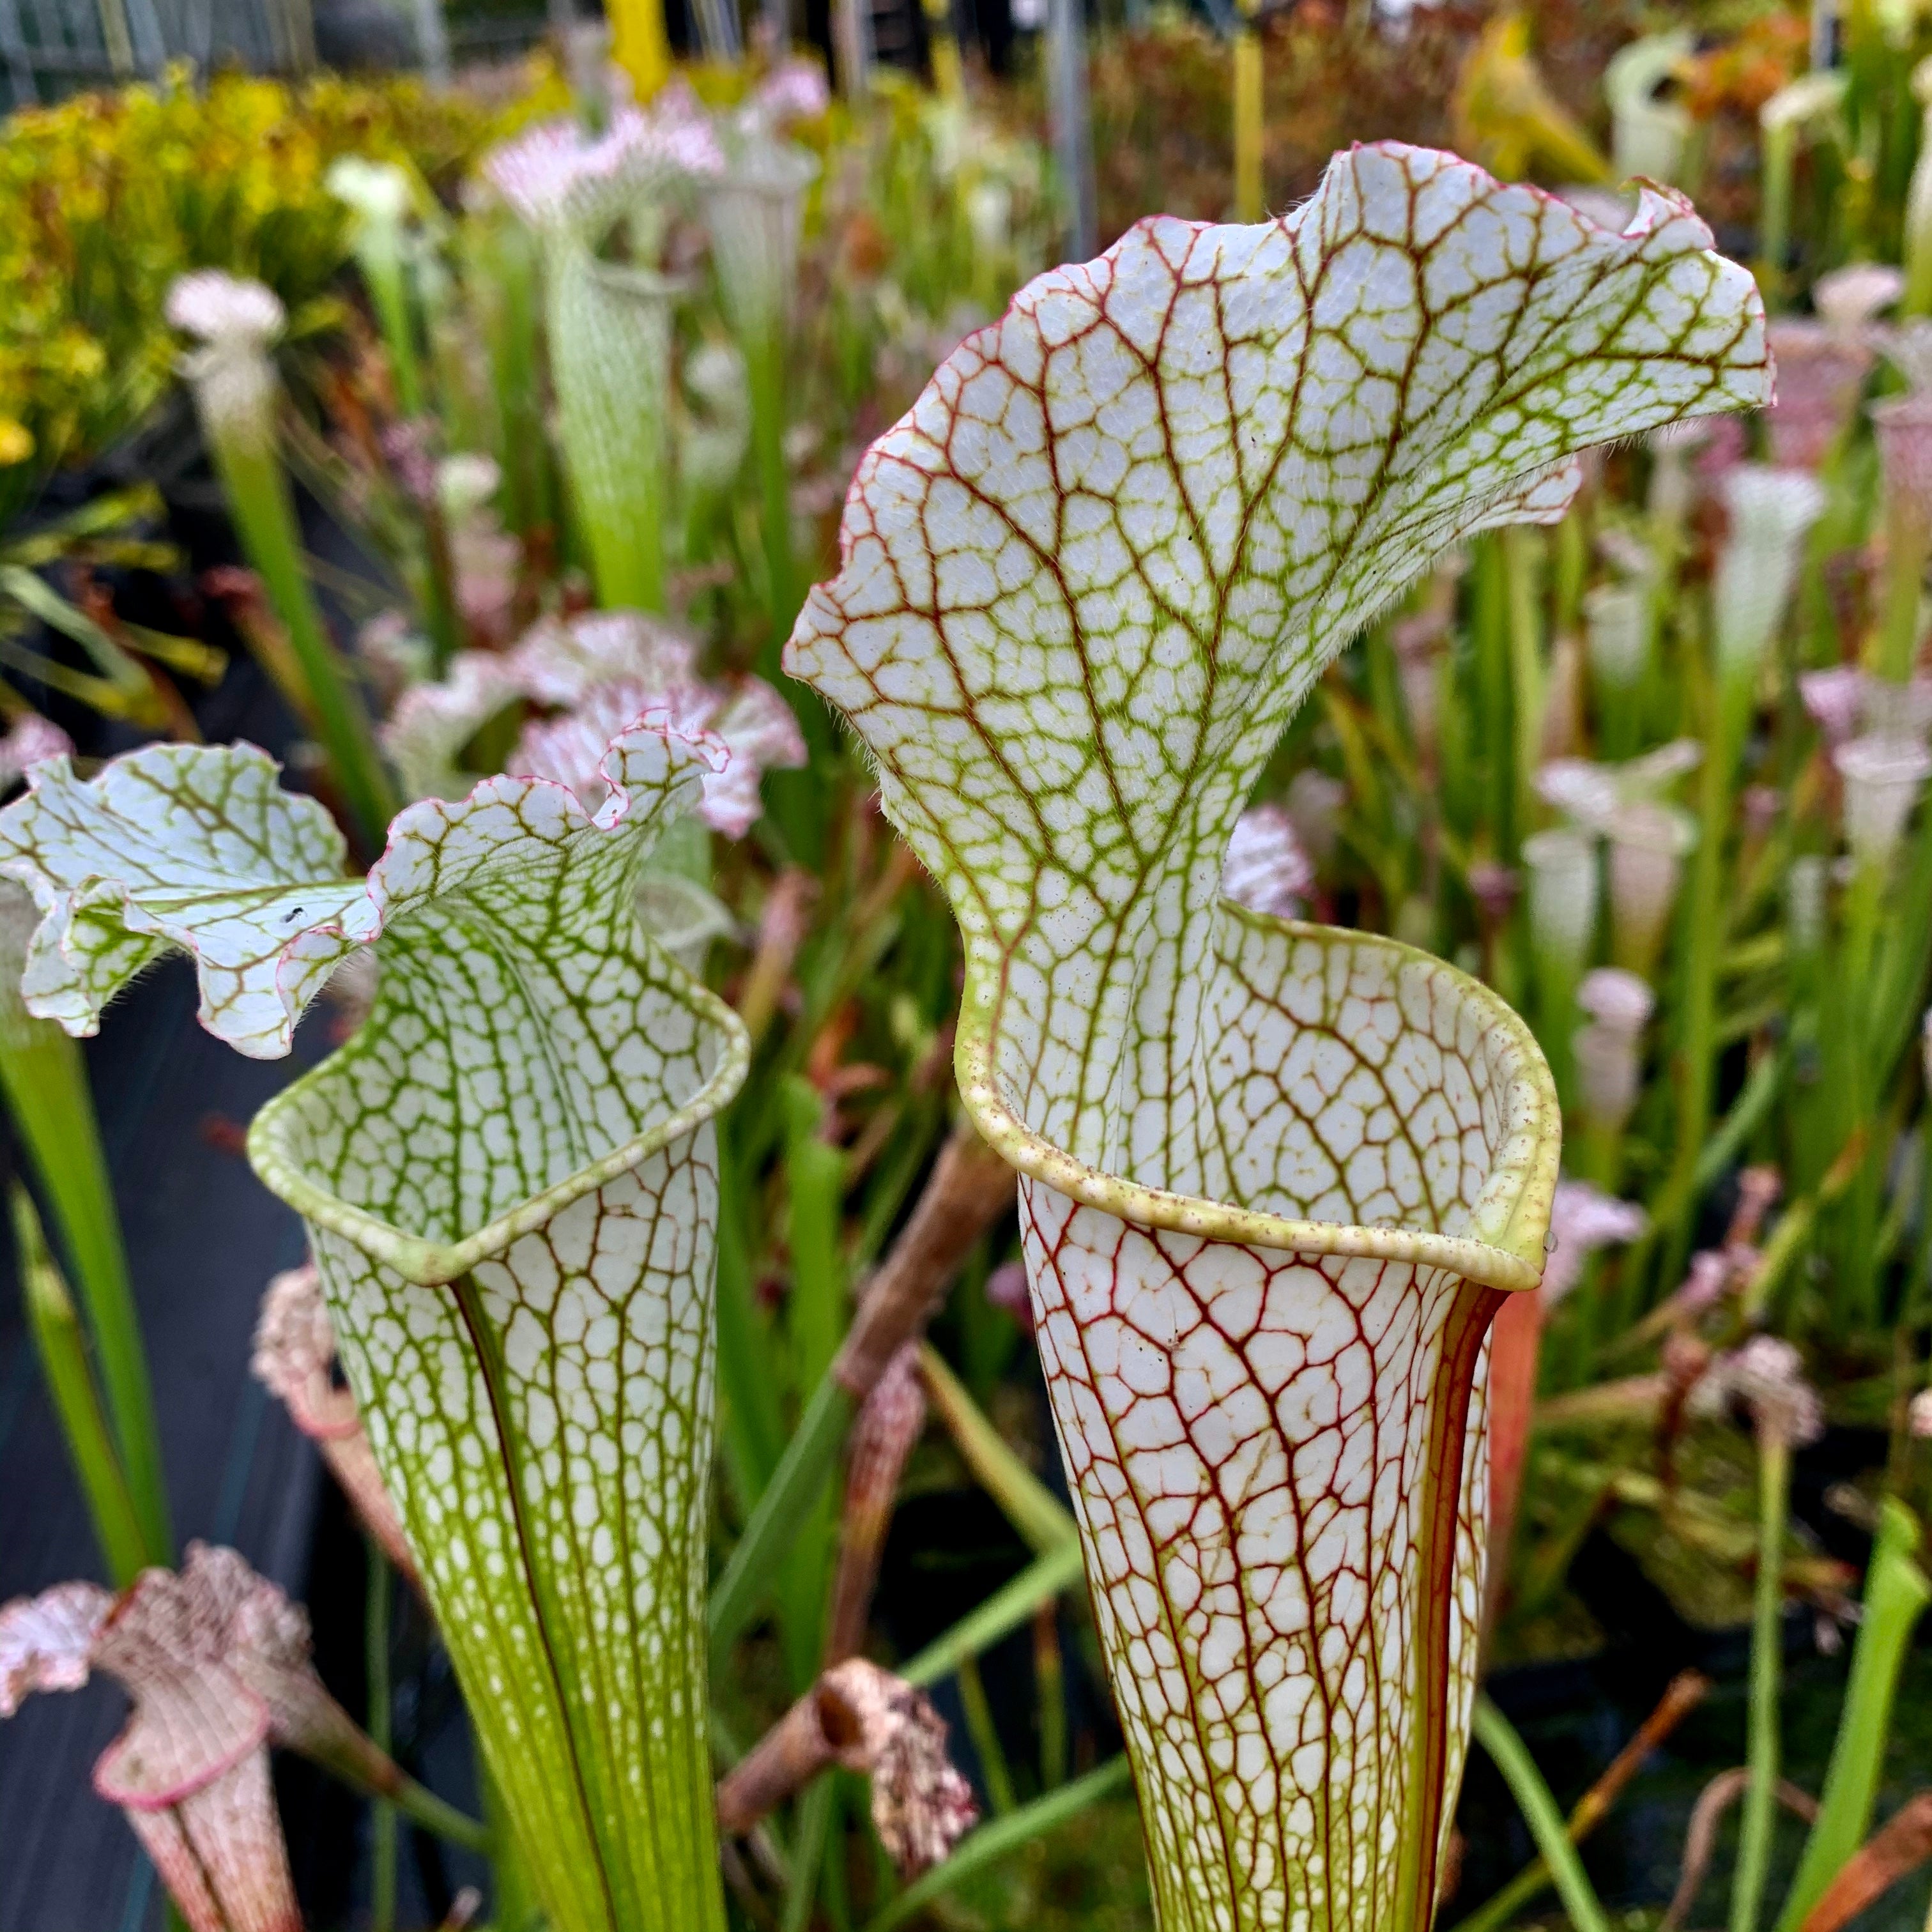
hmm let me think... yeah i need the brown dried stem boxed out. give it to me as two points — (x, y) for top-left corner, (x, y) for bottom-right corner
(825, 1344), (928, 1664)
(832, 1119), (1015, 1400)
(1662, 1767), (1818, 1932)
(1798, 1791), (1932, 1932)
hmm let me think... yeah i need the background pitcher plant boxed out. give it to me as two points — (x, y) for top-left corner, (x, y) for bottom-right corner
(788, 142), (1770, 1931)
(0, 720), (751, 1932)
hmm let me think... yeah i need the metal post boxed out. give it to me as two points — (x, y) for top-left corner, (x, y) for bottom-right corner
(833, 0), (871, 100)
(413, 0), (450, 84)
(1046, 0), (1095, 260)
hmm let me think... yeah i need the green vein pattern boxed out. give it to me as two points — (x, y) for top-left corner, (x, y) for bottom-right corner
(789, 142), (1771, 1930)
(0, 723), (749, 1932)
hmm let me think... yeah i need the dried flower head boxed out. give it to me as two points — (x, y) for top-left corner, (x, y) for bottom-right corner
(1692, 1335), (1825, 1446)
(1220, 804), (1315, 921)
(818, 1660), (978, 1874)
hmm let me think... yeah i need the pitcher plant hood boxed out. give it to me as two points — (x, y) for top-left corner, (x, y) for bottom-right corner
(787, 141), (1768, 1931)
(0, 720), (751, 1932)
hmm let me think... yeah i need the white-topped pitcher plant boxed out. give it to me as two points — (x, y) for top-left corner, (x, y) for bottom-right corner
(788, 142), (1768, 1929)
(0, 717), (749, 1932)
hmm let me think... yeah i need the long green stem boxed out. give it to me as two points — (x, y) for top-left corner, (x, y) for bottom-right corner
(359, 231), (425, 419)
(1878, 510), (1929, 685)
(714, 1137), (786, 1521)
(1471, 1694), (1614, 1932)
(747, 319), (797, 666)
(367, 1542), (397, 1932)
(782, 1774), (835, 1932)
(1837, 862), (1887, 1334)
(1757, 120), (1797, 309)
(13, 1185), (148, 1587)
(779, 1078), (847, 1688)
(1658, 661), (1742, 1290)
(210, 436), (397, 852)
(1731, 1430), (1792, 1932)
(1774, 1500), (1931, 1931)
(917, 1344), (1076, 1554)
(709, 1370), (857, 1663)
(0, 1011), (169, 1562)
(473, 218), (551, 542)
(954, 1652), (1016, 1815)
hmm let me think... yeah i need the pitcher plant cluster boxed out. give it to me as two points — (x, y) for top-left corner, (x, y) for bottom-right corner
(7, 17), (1932, 1932)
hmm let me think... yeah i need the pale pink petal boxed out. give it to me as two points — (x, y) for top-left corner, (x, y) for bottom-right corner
(1220, 804), (1314, 920)
(507, 610), (698, 707)
(251, 1282), (419, 1581)
(1541, 1178), (1648, 1306)
(0, 714), (73, 792)
(0, 1580), (111, 1713)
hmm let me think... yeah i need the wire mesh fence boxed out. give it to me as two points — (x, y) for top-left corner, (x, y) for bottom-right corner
(0, 0), (558, 111)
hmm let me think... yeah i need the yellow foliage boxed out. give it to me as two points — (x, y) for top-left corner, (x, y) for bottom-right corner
(0, 67), (518, 487)
(1451, 13), (1611, 188)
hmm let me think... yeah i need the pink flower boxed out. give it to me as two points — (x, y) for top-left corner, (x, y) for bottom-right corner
(1, 1555), (300, 1932)
(510, 668), (804, 839)
(383, 611), (806, 836)
(753, 56), (831, 126)
(1542, 1177), (1648, 1305)
(0, 712), (72, 792)
(1220, 804), (1315, 920)
(1764, 321), (1871, 469)
(1692, 1335), (1825, 1447)
(484, 98), (722, 233)
(1, 1545), (453, 1931)
(1800, 665), (1870, 746)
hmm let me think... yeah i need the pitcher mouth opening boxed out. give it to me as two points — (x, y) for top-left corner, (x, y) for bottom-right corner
(955, 907), (1560, 1296)
(247, 960), (749, 1290)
